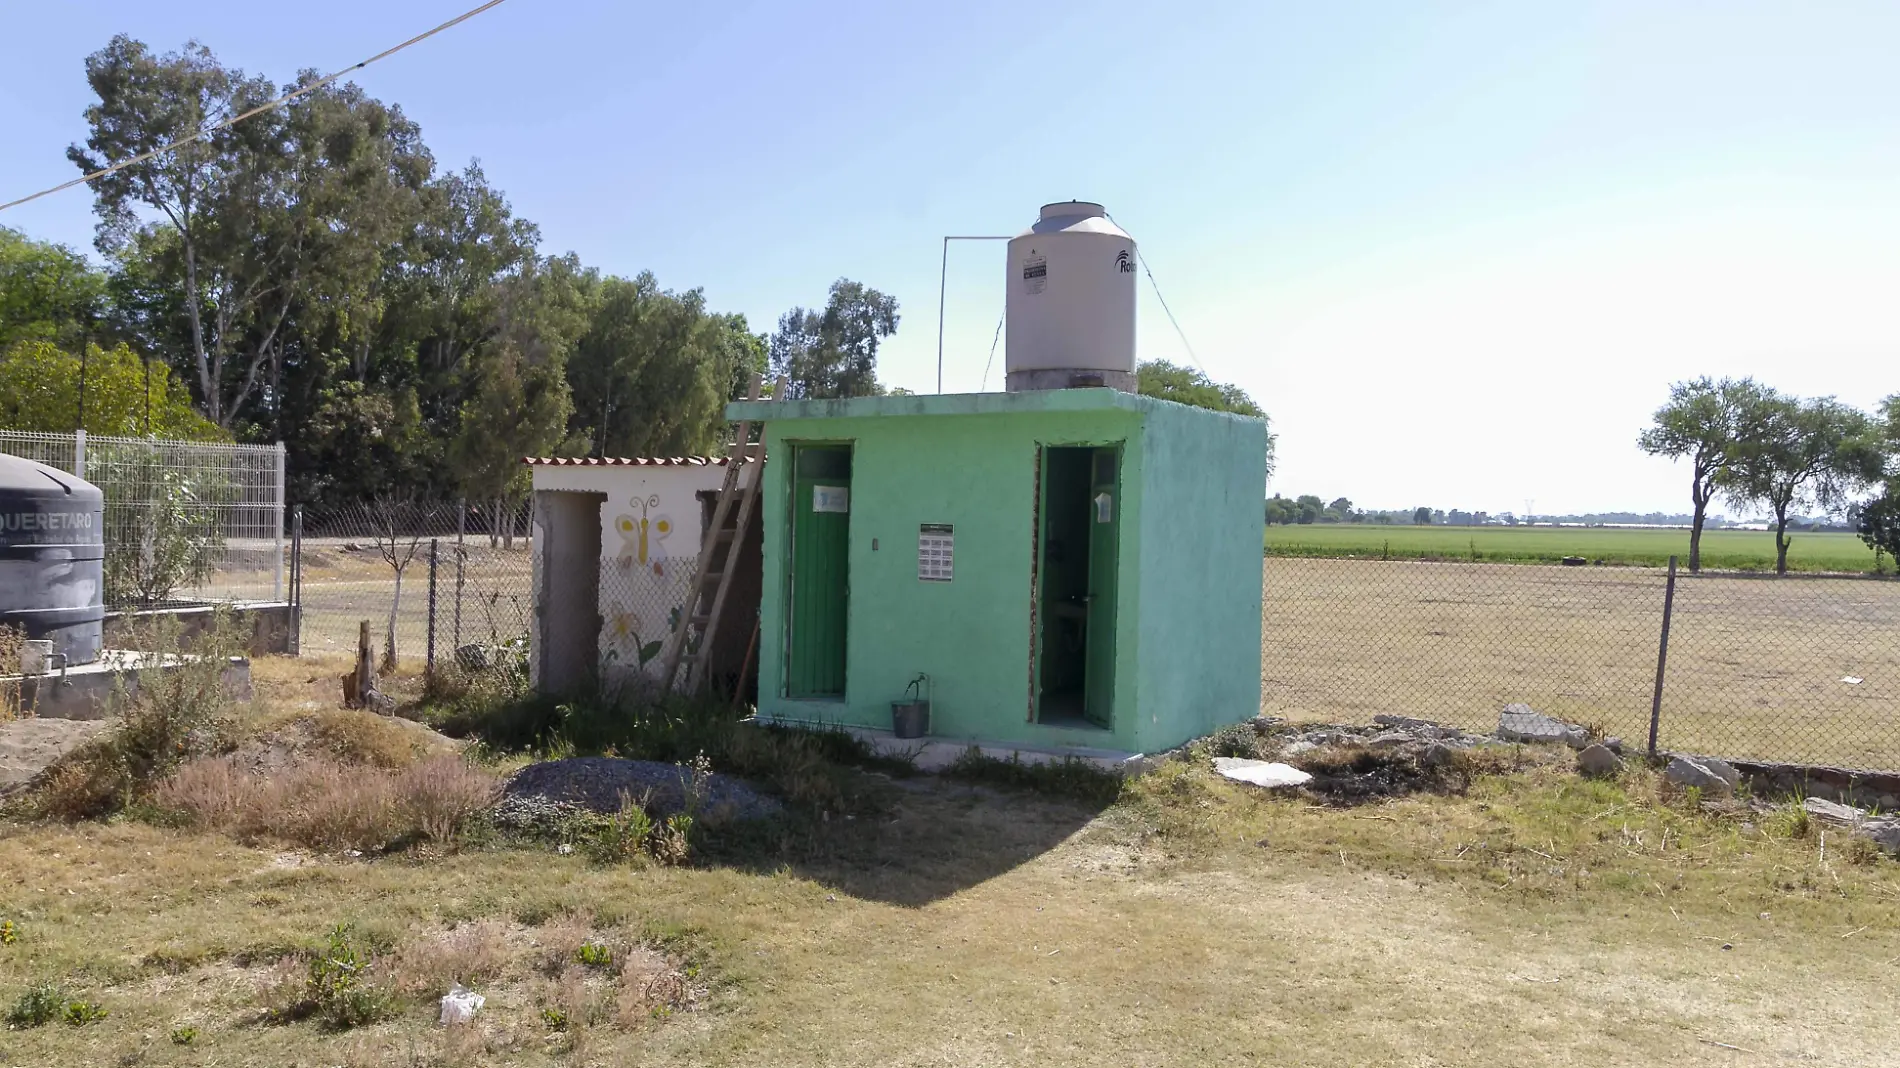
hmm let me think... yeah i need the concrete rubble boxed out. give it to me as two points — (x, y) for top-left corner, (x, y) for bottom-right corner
(1213, 758), (1313, 789)
(1802, 797), (1900, 855)
(1495, 704), (1590, 748)
(1664, 755), (1741, 797)
(1223, 704), (1627, 799)
(1246, 706), (1592, 767)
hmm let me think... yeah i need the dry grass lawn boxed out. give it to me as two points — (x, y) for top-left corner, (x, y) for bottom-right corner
(5, 655), (1900, 1065)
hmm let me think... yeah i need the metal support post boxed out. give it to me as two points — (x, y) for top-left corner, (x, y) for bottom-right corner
(272, 442), (287, 601)
(1647, 555), (1679, 759)
(427, 538), (439, 676)
(454, 498), (466, 648)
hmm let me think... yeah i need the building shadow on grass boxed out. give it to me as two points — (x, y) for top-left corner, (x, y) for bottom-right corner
(697, 774), (1116, 908)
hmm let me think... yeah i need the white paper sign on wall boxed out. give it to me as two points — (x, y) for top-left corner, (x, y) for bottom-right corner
(918, 523), (953, 582)
(813, 485), (850, 513)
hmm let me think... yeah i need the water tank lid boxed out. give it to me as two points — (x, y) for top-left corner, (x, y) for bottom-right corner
(1040, 201), (1107, 221)
(0, 452), (98, 498)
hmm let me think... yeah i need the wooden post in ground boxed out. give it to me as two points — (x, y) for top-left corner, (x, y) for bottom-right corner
(343, 620), (374, 709)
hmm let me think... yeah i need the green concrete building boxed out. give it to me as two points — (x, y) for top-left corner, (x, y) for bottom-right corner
(727, 387), (1268, 760)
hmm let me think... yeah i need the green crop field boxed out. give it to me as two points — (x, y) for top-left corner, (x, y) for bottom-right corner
(1264, 523), (1879, 572)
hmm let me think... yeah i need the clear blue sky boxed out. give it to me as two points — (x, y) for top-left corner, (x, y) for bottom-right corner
(4, 1), (1896, 516)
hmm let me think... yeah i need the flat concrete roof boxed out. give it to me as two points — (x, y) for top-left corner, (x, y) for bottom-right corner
(727, 387), (1165, 423)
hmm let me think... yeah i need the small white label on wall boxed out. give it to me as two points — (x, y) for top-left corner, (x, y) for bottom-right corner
(813, 485), (850, 513)
(919, 523), (954, 582)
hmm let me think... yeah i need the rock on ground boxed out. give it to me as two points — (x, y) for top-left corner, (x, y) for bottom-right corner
(1802, 796), (1900, 856)
(1575, 743), (1623, 778)
(1213, 757), (1313, 789)
(1496, 704), (1589, 747)
(1665, 755), (1738, 797)
(494, 756), (783, 830)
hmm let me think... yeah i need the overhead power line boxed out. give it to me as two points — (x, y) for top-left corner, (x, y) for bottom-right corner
(978, 306), (1006, 391)
(0, 0), (511, 215)
(1105, 211), (1210, 379)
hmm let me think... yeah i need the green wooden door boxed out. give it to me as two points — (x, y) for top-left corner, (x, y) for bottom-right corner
(1083, 446), (1120, 727)
(787, 445), (851, 697)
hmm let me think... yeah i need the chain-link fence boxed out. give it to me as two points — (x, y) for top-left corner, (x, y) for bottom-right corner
(1262, 557), (1900, 772)
(1, 429), (285, 609)
(291, 499), (533, 669)
(597, 550), (701, 693)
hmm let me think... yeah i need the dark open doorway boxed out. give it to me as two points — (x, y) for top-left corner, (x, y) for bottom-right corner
(1036, 444), (1120, 728)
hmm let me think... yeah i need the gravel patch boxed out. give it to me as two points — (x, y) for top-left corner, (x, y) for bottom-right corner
(494, 757), (782, 830)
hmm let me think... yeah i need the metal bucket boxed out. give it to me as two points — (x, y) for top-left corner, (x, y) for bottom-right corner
(891, 700), (930, 739)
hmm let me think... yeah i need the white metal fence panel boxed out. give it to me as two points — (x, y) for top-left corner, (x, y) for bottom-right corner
(0, 429), (286, 609)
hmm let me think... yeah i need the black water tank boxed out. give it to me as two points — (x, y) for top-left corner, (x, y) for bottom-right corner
(0, 452), (105, 665)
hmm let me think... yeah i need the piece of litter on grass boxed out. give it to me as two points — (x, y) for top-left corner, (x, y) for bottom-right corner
(1843, 676), (1864, 685)
(1212, 757), (1312, 789)
(439, 984), (485, 1025)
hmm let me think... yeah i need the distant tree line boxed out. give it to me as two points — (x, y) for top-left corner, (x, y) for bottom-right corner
(1639, 377), (1898, 574)
(0, 35), (902, 510)
(1264, 499), (1512, 527)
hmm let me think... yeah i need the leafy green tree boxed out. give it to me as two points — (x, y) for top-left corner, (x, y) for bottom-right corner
(1294, 494), (1324, 525)
(566, 274), (762, 459)
(1637, 376), (1778, 572)
(1327, 497), (1355, 522)
(0, 340), (220, 439)
(1721, 395), (1880, 574)
(1854, 394), (1900, 571)
(1264, 495), (1296, 525)
(0, 228), (106, 350)
(98, 448), (223, 606)
(769, 279), (898, 399)
(449, 255), (585, 525)
(1413, 506), (1433, 525)
(1859, 489), (1900, 572)
(1136, 360), (1274, 475)
(71, 37), (289, 428)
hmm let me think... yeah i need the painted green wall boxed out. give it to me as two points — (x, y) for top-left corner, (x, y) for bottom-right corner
(1131, 401), (1269, 751)
(737, 389), (1266, 754)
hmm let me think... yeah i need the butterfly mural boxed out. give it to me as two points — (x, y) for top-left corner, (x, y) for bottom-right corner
(612, 493), (671, 565)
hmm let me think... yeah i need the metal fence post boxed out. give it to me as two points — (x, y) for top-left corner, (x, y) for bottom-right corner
(427, 538), (440, 677)
(1647, 555), (1679, 760)
(454, 498), (466, 648)
(272, 442), (286, 601)
(289, 505), (303, 656)
(73, 428), (86, 479)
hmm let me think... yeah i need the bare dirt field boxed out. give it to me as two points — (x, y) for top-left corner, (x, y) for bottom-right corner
(1263, 558), (1900, 770)
(292, 543), (533, 661)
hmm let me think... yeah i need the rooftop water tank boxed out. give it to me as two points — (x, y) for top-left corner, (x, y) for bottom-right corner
(0, 453), (105, 666)
(1005, 201), (1137, 392)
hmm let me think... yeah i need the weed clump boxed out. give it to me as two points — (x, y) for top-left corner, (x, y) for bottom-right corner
(4, 981), (105, 1029)
(6, 981), (66, 1028)
(25, 616), (244, 821)
(155, 754), (498, 853)
(272, 924), (395, 1031)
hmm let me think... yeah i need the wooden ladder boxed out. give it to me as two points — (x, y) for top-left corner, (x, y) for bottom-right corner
(655, 373), (778, 695)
